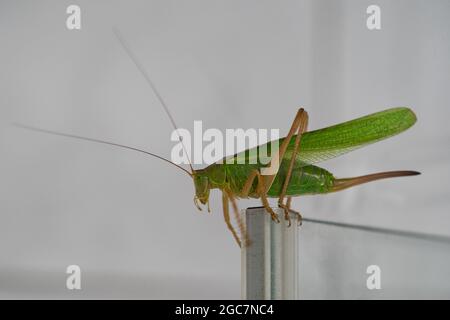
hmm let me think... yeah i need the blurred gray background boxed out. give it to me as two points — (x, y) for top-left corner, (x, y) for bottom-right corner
(0, 0), (449, 299)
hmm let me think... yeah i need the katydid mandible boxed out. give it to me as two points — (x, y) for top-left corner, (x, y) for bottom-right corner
(15, 31), (420, 248)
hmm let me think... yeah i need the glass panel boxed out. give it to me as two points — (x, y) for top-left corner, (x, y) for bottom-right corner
(299, 218), (450, 299)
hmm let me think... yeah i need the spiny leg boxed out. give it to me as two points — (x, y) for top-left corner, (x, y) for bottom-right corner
(240, 169), (280, 223)
(236, 108), (309, 225)
(262, 108), (307, 195)
(258, 108), (308, 223)
(225, 188), (250, 247)
(278, 109), (308, 204)
(222, 191), (241, 247)
(278, 109), (308, 225)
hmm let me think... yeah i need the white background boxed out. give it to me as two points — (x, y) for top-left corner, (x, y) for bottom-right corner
(0, 0), (449, 298)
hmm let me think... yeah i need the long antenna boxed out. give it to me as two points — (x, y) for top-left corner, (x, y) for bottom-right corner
(13, 123), (192, 176)
(113, 27), (194, 173)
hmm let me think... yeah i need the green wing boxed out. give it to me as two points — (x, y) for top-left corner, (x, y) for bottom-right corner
(291, 107), (416, 164)
(225, 107), (417, 166)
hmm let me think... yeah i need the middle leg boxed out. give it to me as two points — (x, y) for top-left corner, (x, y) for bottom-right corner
(240, 169), (280, 223)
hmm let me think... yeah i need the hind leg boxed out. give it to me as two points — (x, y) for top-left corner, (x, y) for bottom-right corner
(277, 110), (308, 225)
(255, 108), (309, 223)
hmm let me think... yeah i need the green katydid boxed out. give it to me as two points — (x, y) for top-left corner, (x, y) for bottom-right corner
(15, 107), (419, 248)
(191, 106), (419, 246)
(15, 31), (420, 248)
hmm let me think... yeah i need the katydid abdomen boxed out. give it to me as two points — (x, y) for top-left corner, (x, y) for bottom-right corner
(217, 162), (334, 197)
(205, 161), (418, 199)
(266, 163), (334, 197)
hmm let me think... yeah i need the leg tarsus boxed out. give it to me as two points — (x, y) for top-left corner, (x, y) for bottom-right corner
(279, 197), (303, 227)
(278, 203), (292, 227)
(297, 212), (303, 226)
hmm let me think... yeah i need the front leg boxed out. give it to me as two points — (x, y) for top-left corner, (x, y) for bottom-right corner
(222, 191), (242, 247)
(225, 188), (250, 247)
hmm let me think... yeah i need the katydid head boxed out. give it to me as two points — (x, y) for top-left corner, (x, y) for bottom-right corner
(192, 170), (210, 211)
(192, 165), (226, 211)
